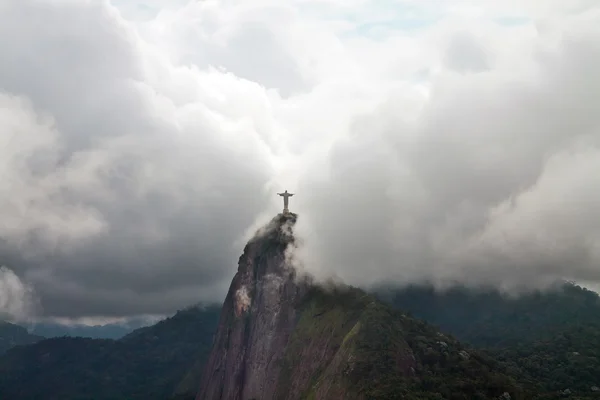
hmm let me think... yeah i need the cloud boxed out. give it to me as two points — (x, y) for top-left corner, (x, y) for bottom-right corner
(0, 266), (37, 321)
(291, 6), (600, 292)
(0, 0), (275, 318)
(443, 31), (490, 73)
(0, 93), (106, 252)
(0, 0), (599, 319)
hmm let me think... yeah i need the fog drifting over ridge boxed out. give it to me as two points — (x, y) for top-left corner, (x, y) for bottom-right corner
(0, 0), (599, 320)
(290, 25), (600, 291)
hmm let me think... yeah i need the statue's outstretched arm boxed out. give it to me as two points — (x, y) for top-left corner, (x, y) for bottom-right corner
(289, 194), (294, 196)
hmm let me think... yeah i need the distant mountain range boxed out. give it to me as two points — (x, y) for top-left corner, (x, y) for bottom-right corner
(26, 317), (156, 339)
(0, 316), (157, 354)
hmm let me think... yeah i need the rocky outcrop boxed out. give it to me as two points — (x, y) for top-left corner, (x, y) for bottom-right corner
(196, 213), (311, 400)
(196, 213), (522, 400)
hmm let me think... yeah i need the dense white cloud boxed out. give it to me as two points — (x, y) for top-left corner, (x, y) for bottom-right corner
(0, 0), (599, 318)
(0, 93), (106, 252)
(0, 0), (275, 318)
(291, 8), (600, 291)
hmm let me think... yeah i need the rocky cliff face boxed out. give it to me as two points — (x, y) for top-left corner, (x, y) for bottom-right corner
(196, 212), (312, 400)
(196, 213), (523, 400)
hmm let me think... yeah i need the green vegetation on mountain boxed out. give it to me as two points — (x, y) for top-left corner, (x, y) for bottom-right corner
(274, 285), (523, 400)
(378, 282), (600, 399)
(378, 283), (600, 347)
(0, 305), (220, 400)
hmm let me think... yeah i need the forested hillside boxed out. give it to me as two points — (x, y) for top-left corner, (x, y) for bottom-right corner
(0, 305), (220, 400)
(378, 282), (600, 397)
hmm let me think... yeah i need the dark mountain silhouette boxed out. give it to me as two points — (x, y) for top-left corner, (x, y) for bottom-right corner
(0, 304), (220, 400)
(0, 321), (43, 354)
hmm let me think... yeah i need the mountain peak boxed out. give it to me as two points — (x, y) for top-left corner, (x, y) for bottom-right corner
(197, 213), (311, 399)
(196, 215), (522, 400)
(233, 211), (306, 315)
(247, 212), (298, 245)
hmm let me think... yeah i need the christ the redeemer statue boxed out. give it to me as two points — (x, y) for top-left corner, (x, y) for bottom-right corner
(277, 190), (294, 214)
